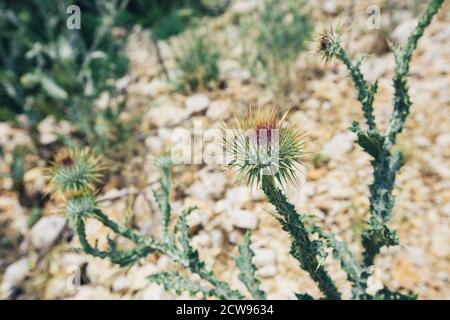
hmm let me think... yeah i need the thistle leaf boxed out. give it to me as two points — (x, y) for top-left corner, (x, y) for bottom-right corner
(373, 287), (417, 300)
(147, 270), (213, 298)
(295, 293), (314, 300)
(236, 232), (267, 300)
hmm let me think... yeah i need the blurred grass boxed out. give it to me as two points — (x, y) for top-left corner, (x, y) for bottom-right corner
(173, 31), (220, 93)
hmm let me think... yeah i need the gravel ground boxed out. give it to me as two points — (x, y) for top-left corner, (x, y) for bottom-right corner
(0, 0), (449, 300)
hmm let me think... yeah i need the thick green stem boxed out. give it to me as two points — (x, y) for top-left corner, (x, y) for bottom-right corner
(72, 206), (242, 299)
(363, 0), (443, 267)
(314, 228), (368, 299)
(345, 0), (444, 294)
(261, 176), (341, 300)
(335, 48), (378, 131)
(160, 166), (171, 239)
(152, 165), (172, 241)
(386, 0), (444, 144)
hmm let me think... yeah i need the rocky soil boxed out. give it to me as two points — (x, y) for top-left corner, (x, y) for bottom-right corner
(0, 0), (449, 299)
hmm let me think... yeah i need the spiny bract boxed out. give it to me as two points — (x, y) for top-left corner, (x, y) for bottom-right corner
(47, 148), (103, 198)
(223, 106), (307, 187)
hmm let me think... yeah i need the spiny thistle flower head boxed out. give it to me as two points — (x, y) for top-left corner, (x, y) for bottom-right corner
(65, 195), (99, 225)
(47, 148), (103, 198)
(153, 152), (174, 170)
(223, 106), (307, 188)
(314, 24), (344, 62)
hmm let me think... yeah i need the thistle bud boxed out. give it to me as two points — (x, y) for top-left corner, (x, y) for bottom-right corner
(314, 25), (343, 62)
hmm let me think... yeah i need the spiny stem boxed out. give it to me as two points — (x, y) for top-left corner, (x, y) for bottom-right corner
(160, 166), (171, 239)
(72, 203), (242, 299)
(261, 176), (341, 300)
(335, 47), (378, 131)
(333, 0), (444, 295)
(313, 228), (368, 299)
(386, 0), (444, 144)
(363, 0), (444, 266)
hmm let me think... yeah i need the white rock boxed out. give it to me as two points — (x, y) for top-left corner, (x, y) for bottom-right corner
(226, 186), (251, 207)
(112, 276), (129, 292)
(230, 209), (258, 229)
(253, 249), (276, 268)
(30, 216), (66, 249)
(142, 79), (170, 96)
(426, 156), (450, 179)
(431, 233), (449, 258)
(442, 203), (450, 215)
(115, 76), (131, 92)
(0, 258), (31, 295)
(192, 233), (211, 248)
(0, 123), (12, 145)
(59, 253), (87, 267)
(133, 193), (156, 234)
(290, 111), (318, 134)
(214, 199), (233, 214)
(147, 104), (188, 127)
(209, 229), (224, 246)
(230, 0), (259, 14)
(228, 69), (251, 81)
(186, 170), (226, 201)
(187, 210), (209, 228)
(95, 92), (110, 110)
(145, 136), (163, 153)
(185, 94), (210, 114)
(141, 284), (166, 300)
(436, 133), (450, 146)
(86, 259), (119, 284)
(228, 230), (242, 244)
(72, 286), (117, 300)
(321, 132), (355, 161)
(322, 0), (338, 15)
(407, 247), (428, 267)
(256, 265), (277, 278)
(392, 20), (418, 45)
(366, 269), (384, 295)
(38, 116), (72, 145)
(206, 99), (231, 121)
(128, 265), (157, 291)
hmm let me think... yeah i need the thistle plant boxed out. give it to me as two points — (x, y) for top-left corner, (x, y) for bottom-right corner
(224, 106), (340, 300)
(222, 0), (444, 300)
(313, 0), (444, 296)
(48, 149), (263, 300)
(46, 0), (444, 300)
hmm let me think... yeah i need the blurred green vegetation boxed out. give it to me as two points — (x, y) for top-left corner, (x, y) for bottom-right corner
(116, 0), (229, 39)
(0, 0), (126, 117)
(239, 0), (311, 98)
(0, 0), (229, 151)
(0, 0), (129, 151)
(174, 31), (220, 93)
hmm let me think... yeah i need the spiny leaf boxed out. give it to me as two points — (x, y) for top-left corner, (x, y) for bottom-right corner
(373, 287), (417, 300)
(236, 232), (267, 300)
(147, 270), (213, 298)
(295, 293), (314, 300)
(350, 122), (383, 160)
(175, 207), (198, 262)
(313, 227), (367, 299)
